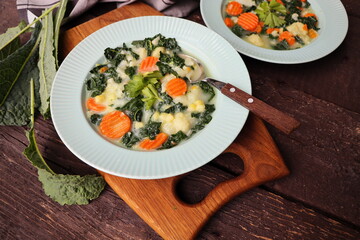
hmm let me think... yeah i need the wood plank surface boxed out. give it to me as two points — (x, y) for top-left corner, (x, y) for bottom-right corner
(0, 0), (359, 239)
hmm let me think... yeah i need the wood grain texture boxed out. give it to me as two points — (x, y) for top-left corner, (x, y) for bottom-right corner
(221, 83), (300, 134)
(60, 4), (291, 239)
(1, 1), (359, 239)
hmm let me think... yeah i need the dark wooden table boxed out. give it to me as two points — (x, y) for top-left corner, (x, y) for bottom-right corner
(1, 1), (359, 239)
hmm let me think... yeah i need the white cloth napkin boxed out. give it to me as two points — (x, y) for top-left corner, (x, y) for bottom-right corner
(16, 0), (199, 23)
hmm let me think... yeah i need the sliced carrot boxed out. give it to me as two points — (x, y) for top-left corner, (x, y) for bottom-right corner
(87, 98), (106, 112)
(99, 66), (108, 73)
(166, 78), (187, 98)
(99, 111), (131, 139)
(224, 17), (234, 28)
(275, 0), (284, 5)
(226, 1), (243, 16)
(308, 29), (318, 39)
(237, 12), (259, 31)
(300, 0), (307, 2)
(303, 24), (308, 31)
(304, 13), (317, 19)
(254, 23), (262, 33)
(266, 28), (280, 34)
(139, 56), (159, 73)
(139, 133), (168, 150)
(279, 31), (296, 46)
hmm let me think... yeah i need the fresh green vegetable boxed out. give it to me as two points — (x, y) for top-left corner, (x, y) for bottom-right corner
(0, 21), (27, 61)
(141, 83), (162, 110)
(38, 11), (57, 119)
(53, 0), (68, 68)
(160, 131), (187, 149)
(117, 96), (144, 121)
(122, 132), (140, 148)
(198, 81), (215, 101)
(255, 0), (286, 28)
(24, 79), (106, 205)
(191, 104), (215, 134)
(90, 114), (102, 125)
(124, 74), (147, 97)
(125, 66), (137, 78)
(159, 52), (185, 68)
(132, 34), (181, 56)
(163, 102), (187, 113)
(0, 22), (41, 107)
(1, 0), (106, 205)
(139, 121), (161, 140)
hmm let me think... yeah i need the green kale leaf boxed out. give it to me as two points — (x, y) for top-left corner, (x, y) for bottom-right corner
(0, 21), (41, 107)
(53, 0), (68, 68)
(160, 131), (187, 149)
(0, 21), (27, 61)
(122, 132), (140, 148)
(38, 11), (57, 119)
(139, 121), (161, 140)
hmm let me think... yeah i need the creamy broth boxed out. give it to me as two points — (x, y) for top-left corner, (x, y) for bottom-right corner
(223, 0), (320, 50)
(85, 34), (216, 151)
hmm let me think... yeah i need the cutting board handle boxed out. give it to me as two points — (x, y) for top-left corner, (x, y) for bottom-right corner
(188, 115), (289, 215)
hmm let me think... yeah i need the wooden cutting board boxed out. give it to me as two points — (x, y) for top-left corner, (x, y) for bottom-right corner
(60, 2), (289, 239)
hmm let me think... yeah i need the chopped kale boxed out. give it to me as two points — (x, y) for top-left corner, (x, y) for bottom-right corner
(295, 35), (305, 45)
(231, 25), (246, 38)
(132, 34), (181, 56)
(105, 67), (121, 83)
(190, 104), (215, 135)
(139, 121), (161, 140)
(160, 131), (188, 149)
(198, 81), (215, 101)
(159, 52), (185, 68)
(156, 62), (179, 77)
(122, 132), (140, 148)
(125, 66), (137, 78)
(298, 16), (319, 30)
(273, 39), (290, 50)
(86, 74), (107, 97)
(163, 102), (187, 113)
(117, 96), (144, 121)
(90, 64), (107, 74)
(90, 114), (102, 125)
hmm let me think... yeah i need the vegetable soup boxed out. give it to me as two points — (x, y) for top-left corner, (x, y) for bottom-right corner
(85, 34), (216, 151)
(223, 0), (320, 50)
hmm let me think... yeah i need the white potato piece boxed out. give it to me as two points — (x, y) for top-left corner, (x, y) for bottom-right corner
(246, 34), (265, 47)
(152, 47), (165, 58)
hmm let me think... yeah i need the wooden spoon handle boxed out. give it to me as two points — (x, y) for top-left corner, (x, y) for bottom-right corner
(221, 83), (300, 134)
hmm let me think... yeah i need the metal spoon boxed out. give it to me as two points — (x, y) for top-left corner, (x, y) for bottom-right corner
(180, 54), (300, 134)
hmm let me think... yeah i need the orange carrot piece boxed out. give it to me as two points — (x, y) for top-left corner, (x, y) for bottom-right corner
(237, 12), (259, 31)
(224, 17), (234, 28)
(99, 111), (131, 139)
(275, 0), (284, 5)
(266, 28), (280, 34)
(226, 1), (243, 16)
(254, 23), (262, 33)
(303, 24), (308, 31)
(139, 56), (159, 73)
(304, 13), (317, 19)
(87, 98), (106, 112)
(166, 78), (187, 98)
(308, 29), (318, 39)
(139, 133), (168, 150)
(99, 66), (108, 73)
(279, 31), (296, 46)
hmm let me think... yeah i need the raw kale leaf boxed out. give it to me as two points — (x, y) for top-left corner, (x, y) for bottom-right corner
(38, 169), (106, 205)
(160, 131), (187, 149)
(0, 22), (41, 107)
(38, 11), (57, 119)
(53, 0), (68, 68)
(139, 121), (161, 140)
(0, 49), (39, 126)
(122, 132), (140, 148)
(24, 79), (106, 206)
(0, 21), (27, 61)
